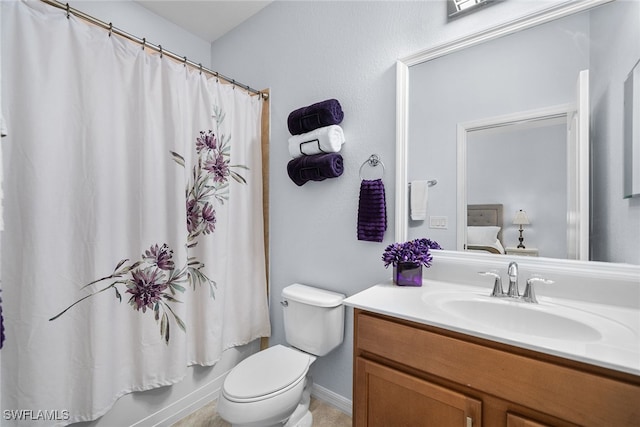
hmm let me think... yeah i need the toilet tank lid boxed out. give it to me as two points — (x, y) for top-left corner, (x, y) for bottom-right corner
(282, 283), (345, 307)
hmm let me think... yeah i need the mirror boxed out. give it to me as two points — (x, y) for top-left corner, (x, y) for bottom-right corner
(396, 0), (640, 265)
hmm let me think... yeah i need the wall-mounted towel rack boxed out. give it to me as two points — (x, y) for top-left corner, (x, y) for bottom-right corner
(409, 180), (438, 187)
(359, 154), (385, 180)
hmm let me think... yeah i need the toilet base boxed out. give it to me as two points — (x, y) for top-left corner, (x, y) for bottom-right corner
(285, 410), (312, 427)
(283, 376), (313, 427)
(223, 375), (314, 427)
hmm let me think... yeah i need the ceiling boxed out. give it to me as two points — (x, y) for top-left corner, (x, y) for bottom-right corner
(134, 1), (272, 42)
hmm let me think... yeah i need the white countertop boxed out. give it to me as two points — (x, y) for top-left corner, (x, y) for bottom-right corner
(343, 280), (640, 376)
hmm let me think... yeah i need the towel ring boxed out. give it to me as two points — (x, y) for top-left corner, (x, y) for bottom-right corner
(359, 154), (385, 180)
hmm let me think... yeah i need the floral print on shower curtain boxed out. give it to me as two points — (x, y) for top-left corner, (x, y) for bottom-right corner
(0, 1), (270, 425)
(50, 109), (250, 344)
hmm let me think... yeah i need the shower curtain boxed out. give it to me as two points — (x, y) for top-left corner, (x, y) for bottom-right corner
(1, 1), (270, 424)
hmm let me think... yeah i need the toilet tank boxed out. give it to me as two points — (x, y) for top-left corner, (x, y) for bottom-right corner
(281, 284), (345, 357)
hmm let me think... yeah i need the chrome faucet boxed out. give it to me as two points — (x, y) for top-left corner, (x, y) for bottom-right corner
(507, 261), (520, 298)
(480, 262), (553, 303)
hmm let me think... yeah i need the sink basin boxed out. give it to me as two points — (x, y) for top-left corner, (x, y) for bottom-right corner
(424, 292), (634, 342)
(440, 298), (601, 341)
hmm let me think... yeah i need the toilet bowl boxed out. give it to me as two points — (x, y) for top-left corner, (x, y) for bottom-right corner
(217, 284), (345, 427)
(217, 345), (316, 427)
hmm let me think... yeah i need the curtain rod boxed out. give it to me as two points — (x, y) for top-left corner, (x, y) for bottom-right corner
(40, 0), (268, 100)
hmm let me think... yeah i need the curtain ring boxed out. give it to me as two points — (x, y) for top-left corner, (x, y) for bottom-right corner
(65, 3), (70, 18)
(108, 23), (113, 37)
(183, 56), (188, 67)
(159, 45), (163, 58)
(199, 64), (203, 75)
(142, 38), (146, 50)
(215, 72), (219, 83)
(232, 79), (236, 90)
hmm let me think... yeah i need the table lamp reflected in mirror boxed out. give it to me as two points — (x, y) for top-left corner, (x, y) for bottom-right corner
(513, 209), (530, 249)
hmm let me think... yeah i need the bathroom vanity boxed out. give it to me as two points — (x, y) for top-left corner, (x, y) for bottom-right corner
(345, 281), (640, 427)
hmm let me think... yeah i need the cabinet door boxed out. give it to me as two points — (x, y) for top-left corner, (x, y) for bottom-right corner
(506, 413), (551, 427)
(355, 357), (482, 427)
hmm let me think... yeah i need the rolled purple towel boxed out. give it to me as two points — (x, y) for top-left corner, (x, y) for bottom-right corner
(357, 179), (387, 242)
(287, 99), (344, 135)
(287, 153), (344, 186)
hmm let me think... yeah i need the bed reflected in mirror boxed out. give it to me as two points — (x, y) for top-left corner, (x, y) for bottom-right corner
(466, 204), (504, 254)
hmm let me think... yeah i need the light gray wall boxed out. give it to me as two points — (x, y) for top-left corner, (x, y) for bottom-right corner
(590, 0), (640, 265)
(209, 0), (567, 401)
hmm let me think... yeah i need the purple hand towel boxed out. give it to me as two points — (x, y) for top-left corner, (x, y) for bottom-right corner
(287, 99), (344, 135)
(287, 153), (344, 186)
(358, 179), (387, 242)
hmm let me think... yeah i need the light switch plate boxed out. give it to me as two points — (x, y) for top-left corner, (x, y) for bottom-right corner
(429, 216), (448, 229)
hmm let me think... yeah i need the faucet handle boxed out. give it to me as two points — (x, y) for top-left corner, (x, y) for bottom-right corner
(523, 276), (554, 303)
(479, 271), (504, 297)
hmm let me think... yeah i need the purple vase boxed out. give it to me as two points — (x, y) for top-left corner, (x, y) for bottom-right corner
(393, 262), (423, 287)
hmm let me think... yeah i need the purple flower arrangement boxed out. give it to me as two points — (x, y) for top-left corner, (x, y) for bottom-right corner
(382, 238), (442, 268)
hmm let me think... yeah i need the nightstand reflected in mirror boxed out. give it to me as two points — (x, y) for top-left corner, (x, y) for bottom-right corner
(505, 247), (539, 257)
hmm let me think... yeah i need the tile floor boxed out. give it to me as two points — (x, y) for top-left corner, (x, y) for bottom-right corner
(172, 397), (352, 427)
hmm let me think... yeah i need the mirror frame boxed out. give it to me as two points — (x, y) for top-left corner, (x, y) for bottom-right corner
(395, 0), (611, 265)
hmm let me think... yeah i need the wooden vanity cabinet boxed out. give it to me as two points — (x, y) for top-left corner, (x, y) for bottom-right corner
(353, 309), (640, 427)
(356, 358), (481, 426)
(506, 413), (552, 427)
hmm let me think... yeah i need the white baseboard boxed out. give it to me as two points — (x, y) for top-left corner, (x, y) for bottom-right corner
(128, 372), (352, 426)
(130, 371), (228, 427)
(311, 384), (352, 417)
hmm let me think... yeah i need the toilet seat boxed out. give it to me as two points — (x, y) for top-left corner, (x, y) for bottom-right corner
(222, 345), (312, 403)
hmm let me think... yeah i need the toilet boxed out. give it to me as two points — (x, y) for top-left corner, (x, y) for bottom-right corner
(217, 283), (346, 427)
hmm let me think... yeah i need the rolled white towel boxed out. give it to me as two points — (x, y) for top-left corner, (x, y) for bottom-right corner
(288, 125), (345, 158)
